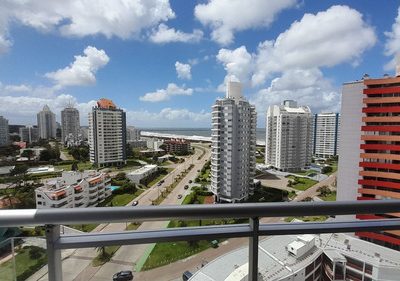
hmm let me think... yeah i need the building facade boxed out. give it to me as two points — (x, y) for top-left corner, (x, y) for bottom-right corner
(61, 106), (80, 146)
(37, 105), (56, 139)
(265, 100), (313, 172)
(163, 139), (191, 154)
(210, 81), (257, 203)
(127, 165), (158, 184)
(35, 170), (111, 209)
(126, 126), (141, 141)
(313, 113), (340, 158)
(338, 73), (400, 251)
(19, 126), (39, 143)
(0, 116), (9, 146)
(189, 233), (400, 281)
(88, 99), (127, 167)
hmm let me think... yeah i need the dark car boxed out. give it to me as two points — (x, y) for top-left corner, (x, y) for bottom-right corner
(182, 271), (193, 281)
(178, 194), (183, 199)
(113, 270), (133, 281)
(131, 201), (138, 206)
(188, 180), (193, 184)
(184, 185), (189, 190)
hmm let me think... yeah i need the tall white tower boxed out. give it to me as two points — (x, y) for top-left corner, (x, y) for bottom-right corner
(37, 105), (57, 140)
(210, 81), (257, 203)
(265, 100), (313, 172)
(88, 98), (127, 167)
(61, 106), (80, 146)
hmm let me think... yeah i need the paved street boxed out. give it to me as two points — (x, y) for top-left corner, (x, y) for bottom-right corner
(26, 144), (211, 281)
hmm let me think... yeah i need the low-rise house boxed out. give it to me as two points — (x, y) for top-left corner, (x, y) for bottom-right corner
(127, 165), (158, 184)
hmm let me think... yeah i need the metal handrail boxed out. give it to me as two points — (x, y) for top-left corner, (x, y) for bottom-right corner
(2, 200), (400, 281)
(1, 200), (400, 227)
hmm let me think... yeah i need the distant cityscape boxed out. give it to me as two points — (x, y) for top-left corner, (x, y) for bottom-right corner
(1, 72), (400, 279)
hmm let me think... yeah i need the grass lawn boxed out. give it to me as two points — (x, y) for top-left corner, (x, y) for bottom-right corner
(287, 176), (317, 191)
(55, 161), (94, 171)
(284, 216), (328, 222)
(0, 246), (47, 281)
(100, 190), (144, 207)
(142, 240), (211, 270)
(320, 191), (337, 201)
(142, 217), (229, 271)
(256, 157), (264, 164)
(92, 246), (120, 267)
(70, 223), (99, 232)
(126, 222), (141, 231)
(293, 170), (316, 176)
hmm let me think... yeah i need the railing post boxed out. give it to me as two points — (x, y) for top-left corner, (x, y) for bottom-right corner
(45, 225), (62, 281)
(248, 217), (259, 281)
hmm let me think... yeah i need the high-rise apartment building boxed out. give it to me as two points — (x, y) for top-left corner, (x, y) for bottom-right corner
(88, 98), (126, 167)
(61, 106), (80, 146)
(338, 72), (400, 251)
(210, 81), (257, 203)
(19, 126), (39, 143)
(265, 100), (313, 172)
(0, 116), (9, 146)
(37, 105), (56, 139)
(126, 126), (141, 141)
(313, 113), (340, 158)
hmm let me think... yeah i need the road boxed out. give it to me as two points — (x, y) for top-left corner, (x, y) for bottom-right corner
(26, 144), (211, 281)
(292, 172), (337, 202)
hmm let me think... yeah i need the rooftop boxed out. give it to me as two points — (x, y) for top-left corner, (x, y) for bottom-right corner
(97, 98), (116, 109)
(128, 164), (157, 175)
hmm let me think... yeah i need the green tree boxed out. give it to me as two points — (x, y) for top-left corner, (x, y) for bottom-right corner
(321, 166), (333, 174)
(21, 149), (35, 160)
(71, 162), (79, 171)
(10, 165), (28, 176)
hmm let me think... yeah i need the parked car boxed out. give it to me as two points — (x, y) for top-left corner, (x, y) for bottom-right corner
(182, 271), (193, 281)
(131, 201), (138, 206)
(113, 270), (133, 281)
(188, 180), (193, 184)
(178, 194), (183, 199)
(184, 185), (189, 190)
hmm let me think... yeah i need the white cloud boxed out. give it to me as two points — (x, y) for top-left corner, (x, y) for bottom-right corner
(0, 92), (211, 127)
(251, 5), (376, 85)
(126, 108), (211, 127)
(384, 7), (400, 71)
(175, 61), (192, 80)
(214, 6), (376, 88)
(149, 23), (203, 43)
(45, 46), (109, 88)
(0, 94), (97, 125)
(0, 0), (175, 54)
(216, 46), (254, 90)
(139, 83), (193, 102)
(195, 0), (296, 45)
(4, 84), (32, 93)
(250, 68), (340, 122)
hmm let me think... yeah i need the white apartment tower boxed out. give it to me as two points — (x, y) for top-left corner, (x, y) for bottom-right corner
(37, 105), (57, 139)
(19, 126), (39, 143)
(0, 116), (9, 146)
(210, 81), (257, 203)
(313, 113), (340, 158)
(266, 100), (313, 172)
(61, 106), (80, 146)
(88, 98), (127, 167)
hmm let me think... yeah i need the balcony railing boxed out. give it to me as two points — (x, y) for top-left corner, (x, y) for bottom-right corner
(1, 200), (400, 281)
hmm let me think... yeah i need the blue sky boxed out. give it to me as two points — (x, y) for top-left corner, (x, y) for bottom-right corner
(0, 0), (399, 128)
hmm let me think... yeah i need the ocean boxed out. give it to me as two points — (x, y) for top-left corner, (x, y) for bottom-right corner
(141, 128), (266, 142)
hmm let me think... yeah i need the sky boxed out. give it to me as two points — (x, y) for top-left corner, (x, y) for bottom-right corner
(0, 0), (399, 128)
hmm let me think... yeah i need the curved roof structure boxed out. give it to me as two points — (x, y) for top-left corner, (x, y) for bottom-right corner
(97, 98), (116, 109)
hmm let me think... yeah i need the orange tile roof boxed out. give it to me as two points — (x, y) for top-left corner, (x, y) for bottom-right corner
(97, 98), (116, 109)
